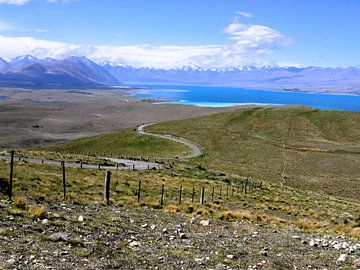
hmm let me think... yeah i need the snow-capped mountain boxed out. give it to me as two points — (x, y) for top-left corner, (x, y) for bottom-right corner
(99, 61), (360, 94)
(1, 56), (360, 93)
(0, 56), (120, 88)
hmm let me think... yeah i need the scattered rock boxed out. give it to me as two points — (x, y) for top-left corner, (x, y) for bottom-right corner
(41, 219), (49, 224)
(129, 241), (140, 247)
(337, 254), (347, 263)
(353, 258), (360, 268)
(78, 215), (84, 222)
(150, 224), (156, 230)
(49, 232), (68, 242)
(6, 258), (15, 265)
(309, 240), (317, 247)
(179, 233), (187, 239)
(226, 254), (234, 259)
(141, 223), (148, 228)
(259, 249), (268, 256)
(199, 220), (210, 226)
(215, 263), (227, 270)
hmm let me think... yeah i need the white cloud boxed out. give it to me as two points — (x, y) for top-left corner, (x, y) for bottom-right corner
(223, 22), (291, 57)
(0, 20), (291, 68)
(0, 0), (29, 4)
(236, 11), (253, 18)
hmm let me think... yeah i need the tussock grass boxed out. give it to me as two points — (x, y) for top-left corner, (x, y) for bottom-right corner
(28, 205), (47, 219)
(349, 227), (360, 239)
(218, 210), (252, 221)
(14, 196), (27, 209)
(1, 152), (360, 236)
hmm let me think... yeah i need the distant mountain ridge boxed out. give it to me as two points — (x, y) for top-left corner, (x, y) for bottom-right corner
(1, 55), (360, 94)
(100, 61), (360, 95)
(0, 55), (120, 88)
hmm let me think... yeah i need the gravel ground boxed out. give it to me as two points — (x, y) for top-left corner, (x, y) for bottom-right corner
(0, 201), (359, 270)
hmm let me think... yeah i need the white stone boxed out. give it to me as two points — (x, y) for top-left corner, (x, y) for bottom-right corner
(226, 254), (234, 259)
(41, 219), (49, 224)
(78, 215), (84, 222)
(129, 241), (140, 247)
(199, 220), (210, 226)
(337, 254), (347, 263)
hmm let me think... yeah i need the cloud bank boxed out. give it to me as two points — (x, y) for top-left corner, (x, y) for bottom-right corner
(0, 20), (291, 68)
(0, 0), (29, 5)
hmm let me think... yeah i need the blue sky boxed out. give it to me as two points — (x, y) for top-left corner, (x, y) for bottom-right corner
(0, 0), (359, 68)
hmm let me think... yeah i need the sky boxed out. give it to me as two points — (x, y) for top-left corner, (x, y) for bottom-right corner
(0, 0), (359, 68)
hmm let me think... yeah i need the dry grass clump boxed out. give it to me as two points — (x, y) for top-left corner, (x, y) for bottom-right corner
(349, 227), (360, 239)
(218, 210), (252, 221)
(164, 205), (180, 213)
(28, 205), (47, 219)
(296, 218), (330, 232)
(14, 196), (27, 209)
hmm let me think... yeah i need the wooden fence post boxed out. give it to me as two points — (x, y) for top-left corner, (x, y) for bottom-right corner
(98, 164), (101, 170)
(8, 150), (14, 201)
(211, 186), (214, 202)
(178, 185), (182, 205)
(104, 171), (111, 205)
(61, 161), (66, 200)
(116, 163), (119, 171)
(132, 164), (135, 171)
(80, 162), (83, 169)
(160, 184), (164, 206)
(192, 186), (195, 203)
(243, 179), (248, 194)
(219, 186), (222, 198)
(137, 180), (141, 203)
(200, 187), (205, 205)
(226, 184), (229, 198)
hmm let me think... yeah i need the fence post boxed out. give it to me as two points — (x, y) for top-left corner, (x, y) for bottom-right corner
(137, 180), (141, 203)
(160, 184), (164, 206)
(219, 186), (222, 198)
(80, 162), (83, 169)
(211, 186), (214, 202)
(132, 164), (135, 171)
(178, 185), (182, 205)
(98, 164), (101, 170)
(116, 163), (119, 171)
(243, 179), (248, 194)
(104, 171), (111, 205)
(192, 186), (195, 203)
(8, 150), (14, 201)
(200, 187), (205, 205)
(226, 184), (229, 198)
(61, 161), (66, 200)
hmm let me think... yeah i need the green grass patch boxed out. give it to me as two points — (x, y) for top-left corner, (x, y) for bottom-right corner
(44, 128), (191, 158)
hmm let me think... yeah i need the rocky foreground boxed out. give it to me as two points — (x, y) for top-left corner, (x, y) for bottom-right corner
(0, 201), (360, 270)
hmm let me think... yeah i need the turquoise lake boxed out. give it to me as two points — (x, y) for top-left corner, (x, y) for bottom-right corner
(131, 85), (360, 112)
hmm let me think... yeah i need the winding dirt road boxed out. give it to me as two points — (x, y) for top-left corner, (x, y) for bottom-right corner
(137, 123), (203, 159)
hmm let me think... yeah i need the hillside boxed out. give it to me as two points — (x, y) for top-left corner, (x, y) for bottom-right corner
(46, 106), (360, 200)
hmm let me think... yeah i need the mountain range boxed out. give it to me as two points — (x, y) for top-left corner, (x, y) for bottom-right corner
(0, 55), (119, 88)
(0, 55), (360, 94)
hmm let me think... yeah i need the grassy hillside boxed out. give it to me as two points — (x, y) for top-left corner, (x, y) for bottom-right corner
(148, 107), (360, 200)
(45, 128), (190, 158)
(1, 159), (360, 237)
